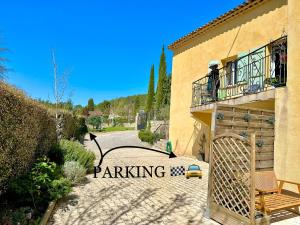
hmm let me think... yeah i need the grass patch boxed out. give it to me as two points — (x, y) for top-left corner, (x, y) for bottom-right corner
(102, 126), (134, 132)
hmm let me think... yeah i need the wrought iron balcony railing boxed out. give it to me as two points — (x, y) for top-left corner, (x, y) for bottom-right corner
(191, 36), (287, 107)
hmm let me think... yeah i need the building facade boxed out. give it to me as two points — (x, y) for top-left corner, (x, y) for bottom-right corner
(168, 0), (300, 191)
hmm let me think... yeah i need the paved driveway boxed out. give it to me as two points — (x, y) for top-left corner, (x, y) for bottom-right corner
(49, 131), (217, 225)
(49, 131), (299, 225)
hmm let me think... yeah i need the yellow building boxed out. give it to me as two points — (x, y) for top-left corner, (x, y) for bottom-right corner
(168, 0), (300, 190)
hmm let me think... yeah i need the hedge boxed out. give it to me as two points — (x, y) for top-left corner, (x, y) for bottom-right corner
(0, 82), (57, 191)
(58, 139), (95, 171)
(61, 113), (88, 142)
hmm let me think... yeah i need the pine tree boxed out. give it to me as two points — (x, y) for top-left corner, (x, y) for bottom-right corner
(146, 65), (155, 113)
(87, 98), (95, 111)
(156, 46), (167, 110)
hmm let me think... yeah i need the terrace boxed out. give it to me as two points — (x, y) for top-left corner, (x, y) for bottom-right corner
(191, 36), (287, 112)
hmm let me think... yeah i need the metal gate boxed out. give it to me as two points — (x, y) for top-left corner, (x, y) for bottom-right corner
(208, 133), (256, 225)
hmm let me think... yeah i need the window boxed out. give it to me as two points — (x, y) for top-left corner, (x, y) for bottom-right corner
(225, 61), (237, 85)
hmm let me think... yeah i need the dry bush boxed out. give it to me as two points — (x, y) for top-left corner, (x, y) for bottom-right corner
(0, 82), (57, 191)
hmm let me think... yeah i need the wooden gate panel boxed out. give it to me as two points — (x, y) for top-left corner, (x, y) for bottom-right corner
(208, 133), (255, 225)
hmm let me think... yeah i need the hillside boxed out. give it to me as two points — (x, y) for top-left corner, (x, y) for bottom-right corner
(95, 94), (147, 121)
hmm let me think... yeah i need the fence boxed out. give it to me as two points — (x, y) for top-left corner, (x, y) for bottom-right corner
(208, 133), (256, 225)
(212, 104), (275, 171)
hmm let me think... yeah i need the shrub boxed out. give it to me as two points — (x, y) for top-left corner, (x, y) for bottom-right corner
(216, 112), (224, 120)
(239, 131), (248, 138)
(49, 178), (72, 200)
(48, 144), (65, 165)
(256, 139), (264, 148)
(266, 116), (275, 125)
(7, 157), (70, 207)
(75, 117), (88, 140)
(138, 130), (161, 144)
(0, 207), (31, 225)
(62, 113), (88, 141)
(30, 158), (58, 194)
(0, 82), (57, 191)
(59, 139), (95, 171)
(114, 117), (127, 126)
(88, 116), (102, 129)
(63, 161), (86, 184)
(243, 113), (252, 122)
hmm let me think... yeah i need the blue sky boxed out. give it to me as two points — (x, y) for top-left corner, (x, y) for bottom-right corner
(1, 0), (244, 106)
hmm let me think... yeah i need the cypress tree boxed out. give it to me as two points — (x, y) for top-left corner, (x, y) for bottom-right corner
(156, 46), (167, 110)
(146, 65), (155, 113)
(88, 98), (95, 111)
(163, 73), (172, 105)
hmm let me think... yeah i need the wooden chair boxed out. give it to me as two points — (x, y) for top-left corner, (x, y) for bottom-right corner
(255, 171), (300, 215)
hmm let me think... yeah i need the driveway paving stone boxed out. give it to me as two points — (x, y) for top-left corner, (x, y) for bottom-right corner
(49, 131), (300, 225)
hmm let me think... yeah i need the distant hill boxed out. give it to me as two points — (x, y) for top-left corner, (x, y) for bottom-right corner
(95, 94), (147, 122)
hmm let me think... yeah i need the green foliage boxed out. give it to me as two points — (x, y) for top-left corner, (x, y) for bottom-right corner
(256, 139), (264, 148)
(240, 131), (248, 138)
(134, 96), (141, 115)
(31, 158), (57, 193)
(63, 161), (86, 184)
(101, 126), (134, 132)
(30, 158), (69, 201)
(216, 112), (224, 120)
(96, 100), (111, 115)
(0, 47), (7, 80)
(60, 113), (87, 142)
(48, 144), (65, 165)
(81, 106), (89, 116)
(7, 174), (33, 205)
(87, 98), (95, 111)
(74, 117), (88, 139)
(96, 95), (147, 122)
(114, 117), (127, 126)
(7, 157), (71, 208)
(163, 73), (171, 106)
(156, 46), (167, 110)
(146, 65), (155, 113)
(156, 105), (170, 121)
(37, 99), (74, 111)
(138, 130), (161, 144)
(0, 206), (31, 225)
(88, 116), (102, 129)
(147, 120), (151, 131)
(0, 82), (57, 191)
(59, 139), (95, 171)
(266, 116), (275, 125)
(49, 178), (72, 200)
(265, 77), (278, 86)
(243, 113), (252, 122)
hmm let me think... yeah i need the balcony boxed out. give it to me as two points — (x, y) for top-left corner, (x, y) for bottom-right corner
(191, 36), (287, 111)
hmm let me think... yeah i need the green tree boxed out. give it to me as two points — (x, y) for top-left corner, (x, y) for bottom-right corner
(156, 46), (167, 110)
(0, 47), (7, 80)
(146, 65), (155, 114)
(134, 96), (140, 115)
(64, 99), (73, 111)
(88, 116), (102, 129)
(87, 98), (95, 111)
(97, 100), (111, 115)
(81, 107), (89, 117)
(163, 73), (172, 105)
